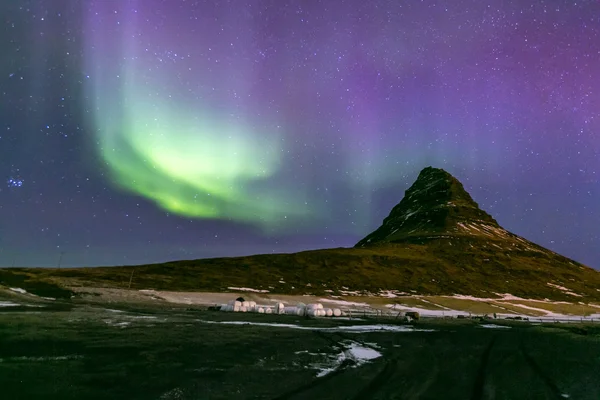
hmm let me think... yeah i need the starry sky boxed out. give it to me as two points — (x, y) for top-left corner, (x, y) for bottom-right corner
(1, 0), (599, 268)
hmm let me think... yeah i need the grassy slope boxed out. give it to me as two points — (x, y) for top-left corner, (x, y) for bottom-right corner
(2, 236), (599, 302)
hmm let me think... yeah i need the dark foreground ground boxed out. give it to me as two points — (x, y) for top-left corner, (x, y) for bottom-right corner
(1, 301), (599, 400)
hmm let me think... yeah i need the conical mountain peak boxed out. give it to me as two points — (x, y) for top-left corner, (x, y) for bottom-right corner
(356, 167), (500, 247)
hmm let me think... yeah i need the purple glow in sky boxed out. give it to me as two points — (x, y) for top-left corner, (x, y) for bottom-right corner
(0, 0), (599, 268)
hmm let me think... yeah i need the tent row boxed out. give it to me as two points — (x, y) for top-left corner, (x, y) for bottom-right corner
(220, 300), (343, 317)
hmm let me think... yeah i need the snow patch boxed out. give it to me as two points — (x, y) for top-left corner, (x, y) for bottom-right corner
(347, 342), (382, 362)
(312, 340), (382, 377)
(318, 298), (369, 307)
(104, 320), (131, 328)
(339, 290), (363, 296)
(9, 288), (27, 294)
(479, 324), (511, 329)
(227, 287), (270, 293)
(386, 303), (464, 317)
(198, 320), (433, 333)
(451, 293), (571, 304)
(418, 298), (452, 310)
(547, 283), (582, 297)
(0, 301), (20, 307)
(509, 303), (556, 315)
(378, 290), (408, 298)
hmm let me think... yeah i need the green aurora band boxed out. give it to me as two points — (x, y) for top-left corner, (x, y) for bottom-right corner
(87, 72), (312, 230)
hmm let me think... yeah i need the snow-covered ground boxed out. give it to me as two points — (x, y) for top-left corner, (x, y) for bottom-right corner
(311, 341), (383, 377)
(3, 287), (55, 301)
(0, 300), (44, 308)
(197, 320), (434, 333)
(546, 283), (582, 297)
(378, 290), (409, 298)
(318, 298), (370, 307)
(65, 286), (600, 323)
(384, 293), (600, 322)
(479, 324), (511, 329)
(226, 287), (270, 293)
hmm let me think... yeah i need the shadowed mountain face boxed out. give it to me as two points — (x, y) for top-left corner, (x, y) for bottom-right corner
(356, 167), (501, 246)
(3, 167), (600, 302)
(354, 167), (557, 260)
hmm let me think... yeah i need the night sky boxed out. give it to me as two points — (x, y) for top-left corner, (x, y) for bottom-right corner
(1, 0), (599, 268)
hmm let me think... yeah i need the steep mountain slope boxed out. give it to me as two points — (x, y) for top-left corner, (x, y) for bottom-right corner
(356, 166), (500, 246)
(354, 167), (575, 261)
(2, 167), (600, 302)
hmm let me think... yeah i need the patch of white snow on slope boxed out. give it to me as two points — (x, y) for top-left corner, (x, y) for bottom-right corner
(547, 283), (582, 297)
(227, 287), (270, 293)
(0, 301), (20, 307)
(508, 303), (557, 315)
(418, 298), (453, 310)
(378, 290), (409, 298)
(452, 293), (572, 304)
(318, 299), (369, 307)
(9, 288), (27, 294)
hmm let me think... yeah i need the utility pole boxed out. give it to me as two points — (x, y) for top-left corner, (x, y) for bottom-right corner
(57, 251), (66, 269)
(128, 268), (135, 289)
(582, 282), (586, 318)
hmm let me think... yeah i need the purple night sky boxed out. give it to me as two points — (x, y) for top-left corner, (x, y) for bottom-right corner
(1, 0), (599, 268)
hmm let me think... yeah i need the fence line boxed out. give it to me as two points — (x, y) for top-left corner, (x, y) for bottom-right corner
(343, 307), (599, 324)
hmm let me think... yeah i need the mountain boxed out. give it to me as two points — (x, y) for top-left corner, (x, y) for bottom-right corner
(355, 167), (561, 256)
(2, 167), (600, 302)
(356, 166), (500, 246)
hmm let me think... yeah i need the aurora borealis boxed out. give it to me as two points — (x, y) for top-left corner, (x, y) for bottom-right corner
(84, 7), (312, 228)
(1, 0), (599, 268)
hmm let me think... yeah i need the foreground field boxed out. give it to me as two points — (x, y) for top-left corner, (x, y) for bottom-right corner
(1, 301), (600, 399)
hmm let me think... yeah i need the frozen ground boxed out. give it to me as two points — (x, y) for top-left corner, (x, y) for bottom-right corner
(5, 285), (599, 323)
(1, 300), (599, 399)
(311, 340), (383, 378)
(197, 319), (434, 333)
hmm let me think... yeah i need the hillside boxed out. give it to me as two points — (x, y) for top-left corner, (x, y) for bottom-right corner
(1, 167), (600, 302)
